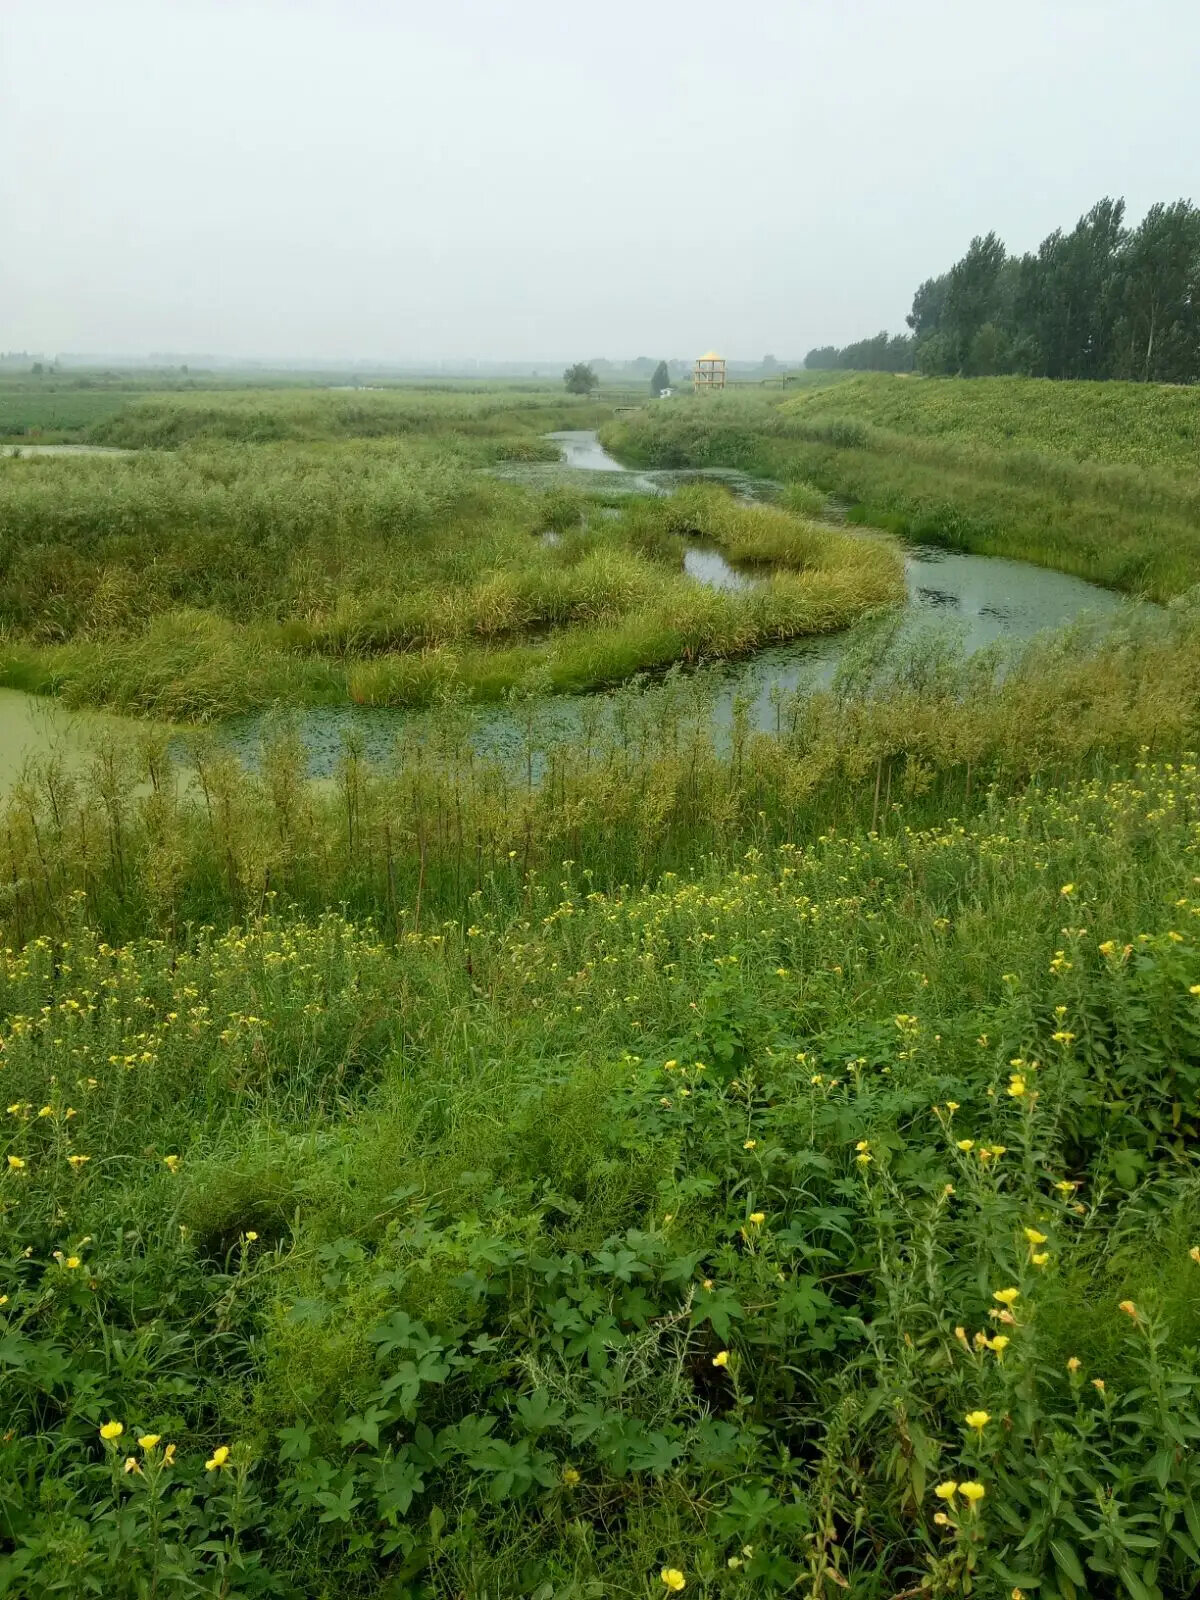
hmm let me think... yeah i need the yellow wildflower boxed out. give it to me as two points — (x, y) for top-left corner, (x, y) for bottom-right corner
(1118, 1299), (1139, 1321)
(1024, 1227), (1047, 1246)
(1092, 1378), (1106, 1394)
(748, 1212), (765, 1225)
(123, 1456), (142, 1475)
(661, 1570), (686, 1593)
(743, 1140), (756, 1150)
(99, 1421), (124, 1441)
(1060, 884), (1075, 897)
(243, 1231), (258, 1243)
(6, 1156), (25, 1172)
(1032, 1252), (1050, 1267)
(1008, 1075), (1026, 1098)
(933, 1480), (958, 1500)
(933, 1511), (952, 1527)
(993, 1288), (1020, 1306)
(1051, 1031), (1075, 1046)
(562, 1466), (580, 1486)
(989, 1336), (1010, 1357)
(959, 1481), (986, 1506)
(163, 1443), (176, 1466)
(1190, 1246), (1200, 1264)
(205, 1445), (230, 1471)
(712, 1350), (729, 1368)
(67, 1154), (90, 1169)
(163, 1155), (181, 1174)
(1067, 1356), (1081, 1373)
(965, 1411), (990, 1432)
(956, 1139), (974, 1153)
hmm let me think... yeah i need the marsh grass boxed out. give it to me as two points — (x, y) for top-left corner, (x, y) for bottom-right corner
(2, 605), (1196, 946)
(601, 378), (1200, 602)
(0, 435), (901, 718)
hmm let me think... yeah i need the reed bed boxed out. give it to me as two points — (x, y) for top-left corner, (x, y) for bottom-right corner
(0, 434), (901, 719)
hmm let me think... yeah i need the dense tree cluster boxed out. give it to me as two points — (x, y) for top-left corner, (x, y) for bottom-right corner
(805, 333), (915, 372)
(807, 197), (1200, 382)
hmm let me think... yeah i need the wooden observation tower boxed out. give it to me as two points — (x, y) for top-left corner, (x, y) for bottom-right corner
(692, 351), (726, 392)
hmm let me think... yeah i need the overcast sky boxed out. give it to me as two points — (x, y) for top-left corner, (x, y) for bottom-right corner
(3, 0), (1197, 364)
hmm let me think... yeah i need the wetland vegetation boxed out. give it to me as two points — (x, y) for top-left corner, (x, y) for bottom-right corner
(601, 374), (1200, 601)
(0, 389), (899, 721)
(3, 376), (1200, 1598)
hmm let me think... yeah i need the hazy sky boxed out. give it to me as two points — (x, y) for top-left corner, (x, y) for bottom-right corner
(4, 0), (1197, 363)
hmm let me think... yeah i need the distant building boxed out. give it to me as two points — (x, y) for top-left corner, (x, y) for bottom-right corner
(658, 386), (675, 399)
(692, 351), (726, 392)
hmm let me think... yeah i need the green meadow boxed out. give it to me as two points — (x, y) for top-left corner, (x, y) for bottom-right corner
(2, 377), (1200, 1598)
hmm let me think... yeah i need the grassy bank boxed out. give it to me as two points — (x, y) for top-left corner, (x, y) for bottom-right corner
(0, 410), (900, 719)
(3, 741), (1200, 1596)
(1, 603), (1195, 947)
(600, 377), (1200, 601)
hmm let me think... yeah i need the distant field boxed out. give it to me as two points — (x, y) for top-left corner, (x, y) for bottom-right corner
(784, 372), (1200, 471)
(84, 384), (642, 448)
(0, 388), (146, 438)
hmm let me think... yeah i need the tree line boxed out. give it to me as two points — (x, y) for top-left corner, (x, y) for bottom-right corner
(805, 196), (1200, 383)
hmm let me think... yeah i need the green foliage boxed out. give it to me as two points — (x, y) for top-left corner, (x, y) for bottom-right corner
(804, 331), (915, 372)
(816, 195), (1200, 382)
(651, 361), (671, 397)
(3, 756), (1200, 1594)
(5, 373), (1200, 1594)
(564, 363), (598, 396)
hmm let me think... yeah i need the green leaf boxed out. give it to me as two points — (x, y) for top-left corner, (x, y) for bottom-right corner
(1050, 1539), (1087, 1588)
(514, 1390), (566, 1434)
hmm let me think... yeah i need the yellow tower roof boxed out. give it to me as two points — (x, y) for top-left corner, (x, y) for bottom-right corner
(698, 351), (724, 361)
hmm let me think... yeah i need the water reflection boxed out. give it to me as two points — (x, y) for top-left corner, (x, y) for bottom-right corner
(683, 544), (754, 592)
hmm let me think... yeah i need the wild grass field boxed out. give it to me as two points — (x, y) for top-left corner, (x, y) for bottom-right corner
(3, 376), (1200, 1598)
(600, 376), (1200, 601)
(0, 388), (900, 720)
(5, 632), (1200, 1597)
(0, 388), (144, 441)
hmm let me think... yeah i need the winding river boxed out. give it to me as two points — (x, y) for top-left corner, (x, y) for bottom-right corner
(0, 431), (1135, 785)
